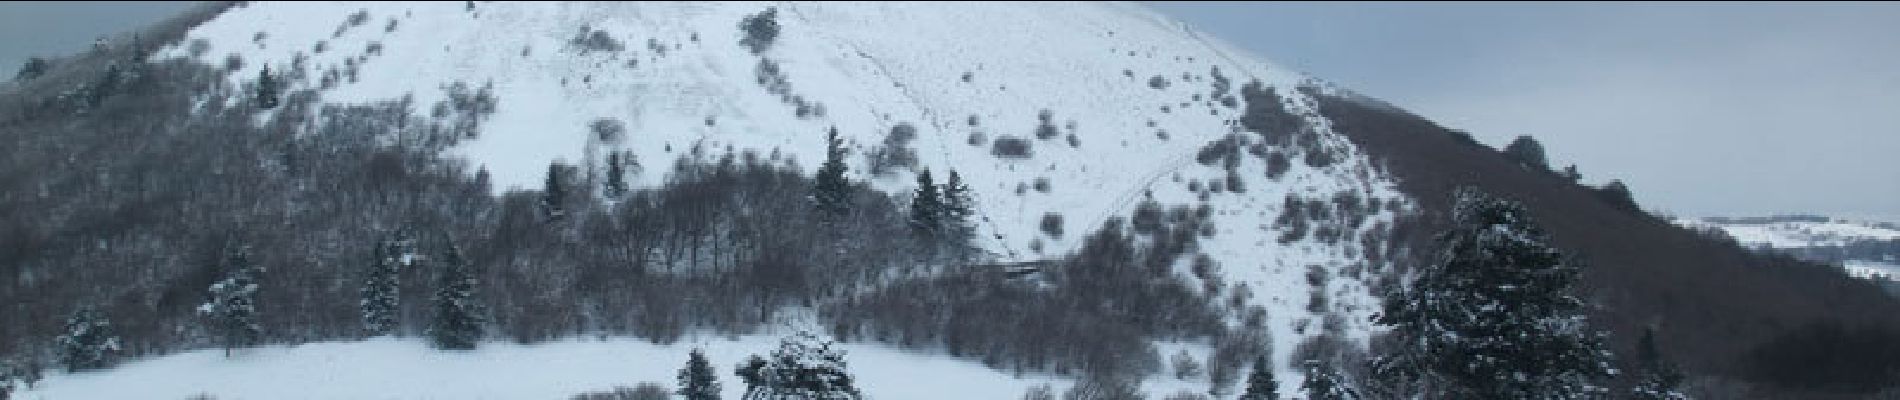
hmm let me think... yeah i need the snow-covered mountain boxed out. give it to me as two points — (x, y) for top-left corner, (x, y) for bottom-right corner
(1678, 215), (1900, 279)
(13, 1), (1900, 398)
(17, 1), (1410, 397)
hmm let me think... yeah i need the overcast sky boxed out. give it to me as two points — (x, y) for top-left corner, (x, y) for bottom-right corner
(1147, 1), (1900, 221)
(0, 1), (197, 77)
(2, 2), (1893, 221)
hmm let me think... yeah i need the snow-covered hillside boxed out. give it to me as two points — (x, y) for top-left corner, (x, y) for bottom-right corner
(90, 1), (1416, 396)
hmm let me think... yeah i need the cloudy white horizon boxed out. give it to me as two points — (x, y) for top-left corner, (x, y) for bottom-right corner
(4, 1), (1894, 222)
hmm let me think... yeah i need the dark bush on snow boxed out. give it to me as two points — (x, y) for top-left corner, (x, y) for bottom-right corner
(991, 136), (1033, 159)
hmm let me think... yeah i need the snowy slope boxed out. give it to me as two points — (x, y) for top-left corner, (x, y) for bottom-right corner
(137, 1), (1412, 395)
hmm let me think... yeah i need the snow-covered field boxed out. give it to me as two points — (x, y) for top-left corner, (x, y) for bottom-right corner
(16, 334), (1235, 400)
(21, 336), (1003, 399)
(1846, 260), (1900, 281)
(1678, 217), (1900, 249)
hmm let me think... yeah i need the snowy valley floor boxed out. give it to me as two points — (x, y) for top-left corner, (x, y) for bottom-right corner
(16, 335), (1216, 399)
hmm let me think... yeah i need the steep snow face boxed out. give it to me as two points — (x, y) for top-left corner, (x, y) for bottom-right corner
(158, 1), (1410, 387)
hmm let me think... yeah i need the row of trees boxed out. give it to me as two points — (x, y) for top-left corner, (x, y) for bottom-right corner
(43, 233), (493, 374)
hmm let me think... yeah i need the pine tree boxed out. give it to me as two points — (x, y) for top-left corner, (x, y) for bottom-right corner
(361, 233), (409, 336)
(1238, 356), (1278, 400)
(1300, 359), (1361, 400)
(738, 332), (861, 400)
(677, 348), (721, 400)
(940, 170), (975, 238)
(1630, 327), (1686, 400)
(1502, 135), (1548, 171)
(1373, 188), (1616, 399)
(604, 152), (629, 199)
(53, 307), (120, 372)
(812, 127), (852, 219)
(428, 243), (485, 350)
(256, 65), (278, 109)
(200, 245), (263, 357)
(542, 162), (568, 220)
(909, 169), (944, 237)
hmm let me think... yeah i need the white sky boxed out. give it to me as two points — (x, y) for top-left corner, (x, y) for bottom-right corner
(1148, 1), (1900, 222)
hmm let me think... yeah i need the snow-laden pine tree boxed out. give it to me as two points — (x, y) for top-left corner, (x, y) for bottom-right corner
(1630, 327), (1686, 400)
(428, 243), (485, 350)
(1238, 356), (1278, 400)
(255, 65), (278, 109)
(941, 169), (975, 237)
(53, 307), (120, 372)
(604, 152), (629, 199)
(811, 127), (852, 220)
(677, 348), (721, 400)
(1300, 359), (1361, 400)
(361, 233), (411, 336)
(736, 332), (860, 400)
(199, 246), (262, 357)
(542, 162), (568, 221)
(1373, 188), (1616, 399)
(909, 168), (944, 237)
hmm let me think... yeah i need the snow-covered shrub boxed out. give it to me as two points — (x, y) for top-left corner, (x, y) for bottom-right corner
(1163, 391), (1209, 400)
(738, 7), (779, 54)
(1035, 110), (1059, 140)
(591, 118), (627, 144)
(735, 332), (861, 400)
(54, 307), (120, 372)
(991, 136), (1032, 159)
(1040, 213), (1064, 238)
(1172, 350), (1203, 380)
(1063, 376), (1144, 400)
(570, 27), (625, 53)
(571, 383), (670, 400)
(867, 123), (919, 177)
(1020, 384), (1056, 400)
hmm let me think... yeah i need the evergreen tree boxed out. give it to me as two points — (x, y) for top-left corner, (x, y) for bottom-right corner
(737, 332), (861, 400)
(1561, 164), (1583, 183)
(941, 170), (975, 237)
(1595, 180), (1641, 214)
(53, 307), (120, 372)
(429, 243), (485, 350)
(604, 152), (629, 199)
(1630, 327), (1687, 400)
(361, 233), (410, 336)
(1373, 188), (1616, 399)
(909, 169), (944, 237)
(812, 127), (852, 219)
(256, 65), (279, 109)
(1238, 356), (1278, 400)
(199, 246), (263, 357)
(678, 348), (721, 400)
(1300, 359), (1361, 400)
(542, 162), (567, 220)
(1502, 135), (1548, 171)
